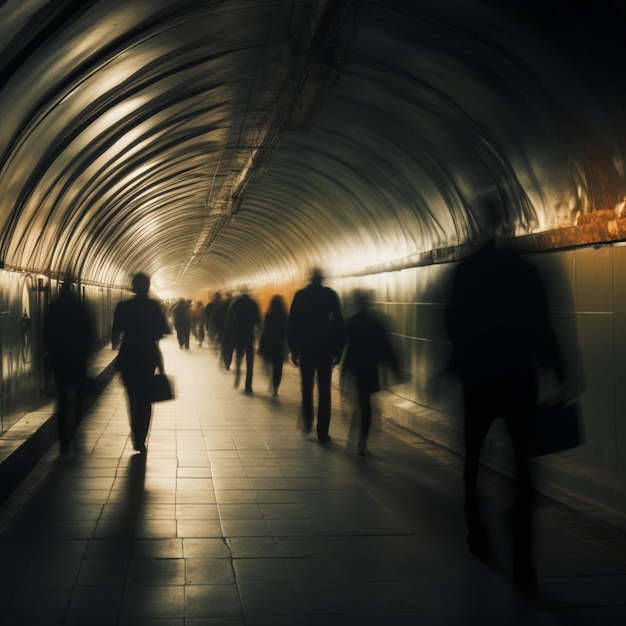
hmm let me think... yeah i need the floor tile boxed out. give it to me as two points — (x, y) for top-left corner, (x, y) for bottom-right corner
(1, 338), (625, 625)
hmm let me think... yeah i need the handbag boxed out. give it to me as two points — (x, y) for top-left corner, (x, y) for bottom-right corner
(528, 400), (582, 456)
(148, 373), (175, 402)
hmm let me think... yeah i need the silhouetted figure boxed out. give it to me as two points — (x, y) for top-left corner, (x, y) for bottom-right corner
(204, 292), (222, 351)
(446, 239), (564, 592)
(226, 289), (261, 392)
(112, 273), (170, 454)
(342, 289), (400, 456)
(287, 268), (345, 442)
(191, 300), (205, 346)
(43, 281), (95, 453)
(259, 295), (289, 395)
(211, 292), (234, 369)
(171, 297), (191, 349)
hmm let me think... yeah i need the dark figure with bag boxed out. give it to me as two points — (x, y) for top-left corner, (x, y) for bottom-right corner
(226, 289), (261, 392)
(446, 237), (564, 593)
(342, 289), (401, 456)
(259, 295), (288, 396)
(287, 268), (345, 442)
(43, 281), (96, 454)
(112, 273), (171, 454)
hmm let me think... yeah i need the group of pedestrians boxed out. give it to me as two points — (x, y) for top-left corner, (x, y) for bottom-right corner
(43, 268), (404, 457)
(43, 244), (569, 595)
(170, 297), (206, 349)
(99, 267), (399, 456)
(191, 269), (401, 452)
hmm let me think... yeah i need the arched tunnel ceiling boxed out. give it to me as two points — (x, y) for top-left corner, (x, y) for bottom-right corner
(1, 0), (625, 296)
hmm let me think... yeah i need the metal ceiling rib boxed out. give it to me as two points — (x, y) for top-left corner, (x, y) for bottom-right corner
(0, 0), (625, 296)
(0, 0), (310, 292)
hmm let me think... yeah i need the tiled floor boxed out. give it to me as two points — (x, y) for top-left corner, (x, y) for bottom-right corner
(1, 337), (626, 625)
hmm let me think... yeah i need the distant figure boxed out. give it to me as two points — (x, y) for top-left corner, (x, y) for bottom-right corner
(43, 281), (95, 453)
(342, 289), (401, 456)
(171, 298), (191, 349)
(112, 273), (171, 454)
(211, 292), (234, 369)
(190, 300), (205, 347)
(258, 295), (289, 395)
(204, 292), (222, 351)
(287, 268), (345, 442)
(226, 289), (261, 392)
(446, 238), (564, 592)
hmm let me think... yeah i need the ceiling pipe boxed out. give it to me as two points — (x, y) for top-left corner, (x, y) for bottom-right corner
(176, 0), (353, 283)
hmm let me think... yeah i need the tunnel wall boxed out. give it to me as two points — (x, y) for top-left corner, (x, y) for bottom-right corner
(0, 269), (126, 434)
(335, 241), (626, 485)
(3, 243), (625, 515)
(0, 271), (40, 433)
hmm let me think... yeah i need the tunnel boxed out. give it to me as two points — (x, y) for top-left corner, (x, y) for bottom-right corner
(1, 0), (626, 607)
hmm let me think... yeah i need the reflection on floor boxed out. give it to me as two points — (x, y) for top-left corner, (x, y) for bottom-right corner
(1, 337), (625, 625)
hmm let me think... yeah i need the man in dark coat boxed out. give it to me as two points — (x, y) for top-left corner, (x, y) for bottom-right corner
(211, 292), (234, 369)
(287, 268), (345, 442)
(111, 273), (170, 453)
(171, 297), (191, 349)
(446, 239), (564, 592)
(226, 289), (261, 392)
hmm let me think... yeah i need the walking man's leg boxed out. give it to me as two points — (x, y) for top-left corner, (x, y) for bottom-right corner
(299, 353), (315, 433)
(316, 354), (333, 441)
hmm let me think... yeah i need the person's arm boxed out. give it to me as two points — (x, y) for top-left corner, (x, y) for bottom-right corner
(286, 295), (300, 366)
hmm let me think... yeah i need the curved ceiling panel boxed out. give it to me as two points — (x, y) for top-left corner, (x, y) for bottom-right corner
(1, 0), (625, 296)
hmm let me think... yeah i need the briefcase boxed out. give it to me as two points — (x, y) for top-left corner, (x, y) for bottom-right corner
(528, 400), (582, 456)
(148, 373), (175, 402)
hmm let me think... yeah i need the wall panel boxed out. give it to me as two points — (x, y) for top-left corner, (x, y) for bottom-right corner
(0, 270), (128, 434)
(336, 241), (626, 486)
(0, 271), (39, 432)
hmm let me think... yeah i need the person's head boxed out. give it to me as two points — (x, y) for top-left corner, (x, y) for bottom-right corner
(269, 294), (286, 314)
(131, 272), (150, 295)
(310, 268), (324, 286)
(480, 194), (512, 240)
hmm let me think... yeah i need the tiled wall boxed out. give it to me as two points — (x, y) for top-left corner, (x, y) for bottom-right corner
(336, 242), (626, 480)
(0, 272), (126, 434)
(0, 271), (40, 432)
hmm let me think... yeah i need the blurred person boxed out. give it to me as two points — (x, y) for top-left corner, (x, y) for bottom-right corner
(342, 289), (401, 456)
(112, 272), (171, 454)
(190, 300), (205, 347)
(287, 268), (345, 442)
(258, 295), (289, 396)
(446, 234), (565, 593)
(211, 292), (234, 369)
(226, 288), (261, 392)
(204, 292), (222, 351)
(171, 297), (191, 349)
(43, 280), (96, 454)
